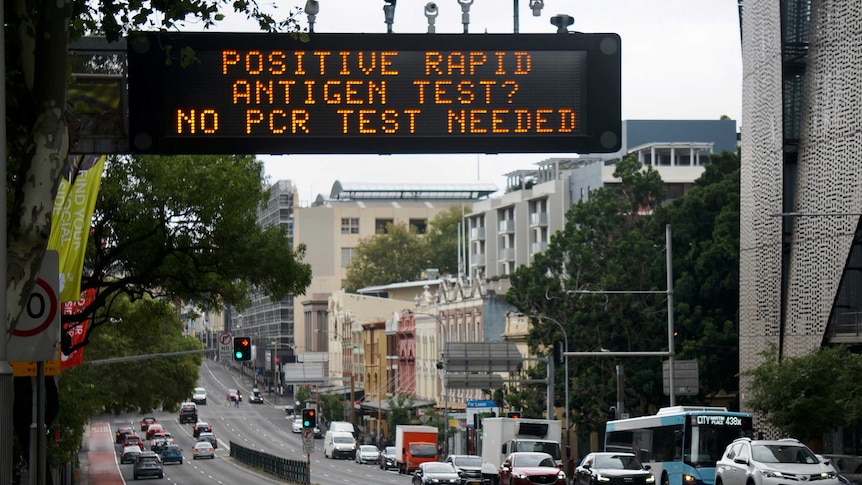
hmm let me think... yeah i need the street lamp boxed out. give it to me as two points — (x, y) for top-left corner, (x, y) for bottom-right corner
(530, 314), (569, 469)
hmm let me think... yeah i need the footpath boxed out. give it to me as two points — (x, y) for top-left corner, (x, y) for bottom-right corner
(78, 421), (125, 485)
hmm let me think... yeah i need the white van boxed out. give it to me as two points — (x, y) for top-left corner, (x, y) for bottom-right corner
(323, 430), (356, 459)
(327, 421), (358, 439)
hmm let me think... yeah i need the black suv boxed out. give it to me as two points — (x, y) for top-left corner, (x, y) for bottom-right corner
(179, 402), (198, 424)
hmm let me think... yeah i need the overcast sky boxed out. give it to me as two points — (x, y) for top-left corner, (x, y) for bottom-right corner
(214, 0), (742, 205)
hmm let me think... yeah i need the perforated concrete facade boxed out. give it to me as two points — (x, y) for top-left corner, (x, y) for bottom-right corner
(740, 0), (862, 425)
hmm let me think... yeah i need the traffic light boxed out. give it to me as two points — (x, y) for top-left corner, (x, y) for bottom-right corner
(233, 337), (251, 361)
(302, 408), (317, 428)
(507, 412), (521, 419)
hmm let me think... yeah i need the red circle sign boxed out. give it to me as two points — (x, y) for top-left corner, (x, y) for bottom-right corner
(12, 278), (58, 337)
(219, 332), (232, 345)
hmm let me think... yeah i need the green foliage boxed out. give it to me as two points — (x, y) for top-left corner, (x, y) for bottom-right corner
(743, 344), (862, 442)
(506, 152), (742, 436)
(50, 295), (201, 463)
(343, 207), (470, 292)
(295, 385), (312, 405)
(386, 393), (417, 438)
(320, 391), (345, 422)
(69, 154), (312, 350)
(650, 150), (741, 397)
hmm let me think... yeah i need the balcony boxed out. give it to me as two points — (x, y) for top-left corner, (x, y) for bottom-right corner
(530, 241), (548, 254)
(471, 252), (486, 262)
(470, 227), (486, 239)
(498, 220), (515, 234)
(529, 212), (548, 227)
(499, 248), (515, 261)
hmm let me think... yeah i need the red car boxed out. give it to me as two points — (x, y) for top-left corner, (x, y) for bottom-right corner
(123, 434), (144, 451)
(146, 423), (165, 439)
(499, 452), (567, 485)
(140, 417), (157, 432)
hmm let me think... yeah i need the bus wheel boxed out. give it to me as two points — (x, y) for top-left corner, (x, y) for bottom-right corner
(662, 474), (669, 485)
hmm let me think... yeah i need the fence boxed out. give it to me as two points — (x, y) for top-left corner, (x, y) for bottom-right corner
(229, 441), (309, 484)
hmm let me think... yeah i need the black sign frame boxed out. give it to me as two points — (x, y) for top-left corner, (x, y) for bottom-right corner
(127, 31), (621, 155)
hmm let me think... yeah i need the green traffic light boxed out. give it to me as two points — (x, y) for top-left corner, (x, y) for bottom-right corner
(235, 351), (243, 359)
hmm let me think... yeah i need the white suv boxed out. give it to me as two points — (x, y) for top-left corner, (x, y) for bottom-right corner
(716, 438), (841, 485)
(192, 387), (207, 405)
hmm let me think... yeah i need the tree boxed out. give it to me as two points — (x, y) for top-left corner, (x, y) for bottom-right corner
(344, 223), (429, 292)
(4, 1), (304, 479)
(343, 208), (470, 292)
(65, 154), (312, 349)
(507, 156), (671, 434)
(649, 150), (741, 399)
(45, 295), (201, 464)
(385, 393), (417, 441)
(743, 344), (862, 444)
(423, 206), (471, 275)
(320, 390), (345, 423)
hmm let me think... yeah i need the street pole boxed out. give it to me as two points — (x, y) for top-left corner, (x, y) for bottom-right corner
(532, 315), (569, 469)
(410, 310), (448, 457)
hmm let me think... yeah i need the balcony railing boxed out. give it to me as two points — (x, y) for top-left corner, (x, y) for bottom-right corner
(498, 220), (515, 234)
(530, 241), (548, 254)
(498, 248), (515, 261)
(529, 212), (548, 226)
(470, 227), (486, 239)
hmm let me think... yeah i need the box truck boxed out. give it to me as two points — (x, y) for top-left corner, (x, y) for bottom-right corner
(395, 424), (439, 474)
(481, 417), (563, 485)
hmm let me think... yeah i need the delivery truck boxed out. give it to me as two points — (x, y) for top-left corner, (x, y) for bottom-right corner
(395, 424), (439, 474)
(481, 417), (563, 485)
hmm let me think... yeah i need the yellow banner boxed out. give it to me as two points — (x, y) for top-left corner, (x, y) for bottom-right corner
(47, 155), (106, 302)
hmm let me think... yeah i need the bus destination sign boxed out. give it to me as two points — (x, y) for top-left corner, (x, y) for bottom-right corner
(127, 32), (621, 155)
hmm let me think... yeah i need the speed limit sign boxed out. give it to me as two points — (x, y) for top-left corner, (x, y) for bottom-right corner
(8, 250), (61, 361)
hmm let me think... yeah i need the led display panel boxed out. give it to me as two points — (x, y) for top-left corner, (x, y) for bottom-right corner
(127, 31), (621, 154)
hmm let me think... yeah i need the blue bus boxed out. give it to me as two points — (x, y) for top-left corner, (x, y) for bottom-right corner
(605, 406), (753, 485)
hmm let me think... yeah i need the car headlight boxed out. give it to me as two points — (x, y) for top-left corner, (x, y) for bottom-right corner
(558, 470), (567, 480)
(646, 475), (656, 483)
(682, 474), (695, 484)
(822, 472), (838, 479)
(597, 474), (611, 482)
(761, 470), (785, 478)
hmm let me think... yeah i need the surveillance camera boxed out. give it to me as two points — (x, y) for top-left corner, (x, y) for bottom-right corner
(550, 14), (575, 29)
(304, 0), (319, 15)
(425, 2), (437, 14)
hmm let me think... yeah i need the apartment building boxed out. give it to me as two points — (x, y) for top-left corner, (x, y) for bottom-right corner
(292, 181), (497, 360)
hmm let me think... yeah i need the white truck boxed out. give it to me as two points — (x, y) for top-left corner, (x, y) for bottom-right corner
(480, 417), (563, 485)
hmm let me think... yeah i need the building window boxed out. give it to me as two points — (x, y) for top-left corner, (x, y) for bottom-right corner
(410, 218), (427, 234)
(341, 218), (360, 234)
(341, 247), (356, 268)
(375, 218), (394, 234)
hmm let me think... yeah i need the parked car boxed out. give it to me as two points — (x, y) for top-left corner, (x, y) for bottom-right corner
(160, 444), (184, 465)
(716, 438), (841, 485)
(380, 446), (397, 470)
(133, 451), (164, 479)
(193, 421), (212, 438)
(574, 452), (654, 485)
(499, 452), (567, 485)
(355, 445), (381, 464)
(115, 425), (134, 444)
(191, 387), (207, 405)
(197, 432), (218, 449)
(445, 454), (486, 484)
(193, 441), (216, 459)
(120, 445), (142, 464)
(412, 461), (461, 485)
(140, 416), (157, 432)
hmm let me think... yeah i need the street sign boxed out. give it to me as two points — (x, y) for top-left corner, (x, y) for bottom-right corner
(218, 332), (232, 360)
(302, 428), (314, 453)
(662, 359), (699, 396)
(127, 31), (622, 155)
(8, 250), (61, 361)
(10, 346), (62, 377)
